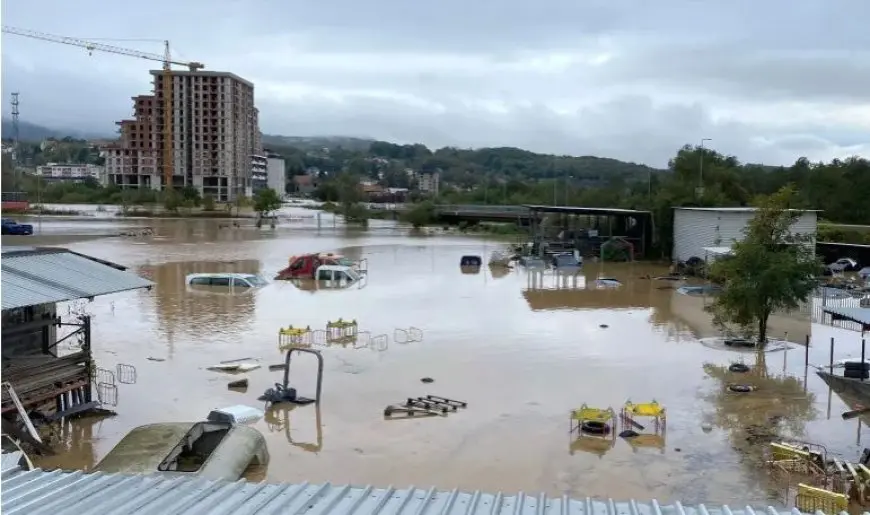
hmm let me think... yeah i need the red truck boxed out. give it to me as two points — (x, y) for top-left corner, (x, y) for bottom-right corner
(275, 253), (358, 280)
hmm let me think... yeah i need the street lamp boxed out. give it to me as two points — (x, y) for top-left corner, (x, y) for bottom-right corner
(698, 138), (712, 198)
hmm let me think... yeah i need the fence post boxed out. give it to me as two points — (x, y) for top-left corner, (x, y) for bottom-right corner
(829, 337), (835, 373)
(804, 334), (810, 368)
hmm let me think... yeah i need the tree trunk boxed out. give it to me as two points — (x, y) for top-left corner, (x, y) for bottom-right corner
(757, 313), (769, 348)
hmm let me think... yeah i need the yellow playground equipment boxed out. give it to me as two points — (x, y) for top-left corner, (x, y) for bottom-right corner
(325, 319), (358, 345)
(767, 441), (827, 477)
(794, 483), (848, 514)
(569, 404), (617, 456)
(620, 400), (667, 453)
(278, 325), (313, 351)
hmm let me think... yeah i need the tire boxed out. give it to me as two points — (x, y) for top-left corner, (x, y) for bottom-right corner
(729, 363), (750, 373)
(727, 384), (753, 393)
(580, 421), (611, 435)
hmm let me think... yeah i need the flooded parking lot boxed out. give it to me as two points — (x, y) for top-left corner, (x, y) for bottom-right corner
(20, 208), (869, 507)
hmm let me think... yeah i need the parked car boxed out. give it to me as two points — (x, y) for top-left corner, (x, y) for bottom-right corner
(186, 273), (268, 289)
(827, 257), (861, 273)
(1, 218), (34, 235)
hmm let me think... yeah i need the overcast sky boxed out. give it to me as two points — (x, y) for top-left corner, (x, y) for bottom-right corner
(2, 1), (869, 167)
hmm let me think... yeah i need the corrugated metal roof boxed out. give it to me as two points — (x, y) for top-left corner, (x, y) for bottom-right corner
(822, 306), (870, 329)
(0, 463), (846, 515)
(674, 207), (821, 213)
(1, 248), (153, 310)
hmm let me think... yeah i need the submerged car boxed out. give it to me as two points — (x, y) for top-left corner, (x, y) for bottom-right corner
(94, 420), (269, 481)
(1, 218), (34, 235)
(186, 273), (268, 289)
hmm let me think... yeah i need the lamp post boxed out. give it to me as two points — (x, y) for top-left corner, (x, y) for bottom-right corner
(698, 138), (712, 198)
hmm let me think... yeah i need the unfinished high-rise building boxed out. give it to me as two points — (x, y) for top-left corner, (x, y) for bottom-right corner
(104, 70), (262, 201)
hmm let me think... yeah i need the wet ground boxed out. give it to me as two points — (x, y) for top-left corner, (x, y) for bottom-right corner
(15, 205), (870, 507)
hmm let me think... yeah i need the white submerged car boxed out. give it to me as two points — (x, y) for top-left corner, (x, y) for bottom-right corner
(186, 273), (268, 289)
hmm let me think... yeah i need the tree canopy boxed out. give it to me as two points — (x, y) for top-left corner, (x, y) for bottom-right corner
(706, 186), (822, 345)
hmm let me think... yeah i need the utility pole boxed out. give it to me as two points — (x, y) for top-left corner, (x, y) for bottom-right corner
(11, 92), (20, 190)
(698, 138), (712, 198)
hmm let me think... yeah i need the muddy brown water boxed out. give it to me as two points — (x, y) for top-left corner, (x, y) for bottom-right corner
(18, 207), (870, 507)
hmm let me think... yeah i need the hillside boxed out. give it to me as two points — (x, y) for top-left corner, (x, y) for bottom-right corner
(262, 134), (374, 152)
(0, 119), (112, 141)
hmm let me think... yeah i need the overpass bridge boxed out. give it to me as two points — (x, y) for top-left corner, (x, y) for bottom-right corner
(376, 204), (533, 223)
(375, 203), (654, 257)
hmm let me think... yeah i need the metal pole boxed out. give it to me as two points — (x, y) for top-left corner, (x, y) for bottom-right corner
(804, 334), (810, 368)
(829, 337), (835, 373)
(862, 339), (866, 382)
(698, 138), (711, 196)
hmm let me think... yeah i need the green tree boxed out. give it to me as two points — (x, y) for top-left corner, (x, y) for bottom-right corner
(706, 186), (822, 345)
(202, 194), (216, 211)
(163, 190), (182, 213)
(402, 200), (436, 228)
(253, 188), (282, 216)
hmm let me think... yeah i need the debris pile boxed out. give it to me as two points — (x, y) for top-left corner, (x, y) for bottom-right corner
(384, 395), (467, 418)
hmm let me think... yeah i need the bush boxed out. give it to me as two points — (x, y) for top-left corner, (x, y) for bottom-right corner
(401, 201), (436, 228)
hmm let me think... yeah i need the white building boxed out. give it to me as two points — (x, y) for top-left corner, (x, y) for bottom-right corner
(250, 154), (268, 195)
(36, 163), (106, 185)
(417, 171), (440, 196)
(672, 207), (818, 263)
(266, 152), (286, 194)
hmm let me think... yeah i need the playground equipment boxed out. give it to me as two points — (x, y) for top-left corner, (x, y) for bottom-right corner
(326, 319), (358, 345)
(569, 404), (617, 456)
(259, 348), (324, 406)
(384, 395), (467, 419)
(763, 440), (869, 510)
(264, 405), (323, 453)
(394, 327), (424, 344)
(795, 483), (849, 514)
(278, 326), (313, 352)
(620, 400), (667, 453)
(281, 320), (390, 350)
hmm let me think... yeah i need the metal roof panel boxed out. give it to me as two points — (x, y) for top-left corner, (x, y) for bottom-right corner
(822, 306), (870, 329)
(0, 464), (845, 515)
(1, 249), (153, 310)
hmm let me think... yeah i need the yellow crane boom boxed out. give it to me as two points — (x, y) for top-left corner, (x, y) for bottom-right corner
(2, 25), (205, 193)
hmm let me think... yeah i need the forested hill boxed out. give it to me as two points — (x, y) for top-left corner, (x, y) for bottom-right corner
(264, 137), (665, 188)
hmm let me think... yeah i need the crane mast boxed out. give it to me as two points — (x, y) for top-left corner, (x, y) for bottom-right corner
(1, 25), (204, 194)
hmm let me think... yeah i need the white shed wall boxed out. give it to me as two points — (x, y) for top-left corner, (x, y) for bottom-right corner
(672, 209), (817, 263)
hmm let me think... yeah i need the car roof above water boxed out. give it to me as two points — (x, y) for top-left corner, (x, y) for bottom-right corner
(187, 273), (259, 279)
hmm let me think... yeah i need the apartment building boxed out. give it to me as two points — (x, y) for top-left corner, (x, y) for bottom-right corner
(104, 71), (262, 201)
(36, 163), (106, 185)
(417, 171), (440, 196)
(265, 151), (286, 194)
(251, 154), (268, 194)
(104, 95), (159, 189)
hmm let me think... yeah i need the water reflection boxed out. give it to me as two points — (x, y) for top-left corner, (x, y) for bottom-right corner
(142, 259), (261, 343)
(265, 405), (323, 454)
(703, 351), (816, 503)
(521, 266), (669, 311)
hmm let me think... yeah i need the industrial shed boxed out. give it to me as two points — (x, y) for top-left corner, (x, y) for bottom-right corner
(672, 207), (818, 264)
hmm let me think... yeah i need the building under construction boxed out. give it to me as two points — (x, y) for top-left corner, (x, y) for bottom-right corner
(103, 70), (262, 202)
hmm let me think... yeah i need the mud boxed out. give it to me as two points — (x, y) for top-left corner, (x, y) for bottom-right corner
(19, 205), (869, 508)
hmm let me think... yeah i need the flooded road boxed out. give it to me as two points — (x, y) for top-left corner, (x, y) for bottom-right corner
(24, 207), (869, 507)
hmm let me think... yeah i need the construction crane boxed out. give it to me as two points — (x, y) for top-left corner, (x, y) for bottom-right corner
(2, 25), (205, 193)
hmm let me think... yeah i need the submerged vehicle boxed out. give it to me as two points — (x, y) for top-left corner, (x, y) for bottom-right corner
(186, 273), (268, 289)
(817, 360), (870, 408)
(488, 250), (513, 267)
(275, 252), (366, 280)
(552, 252), (582, 269)
(94, 418), (268, 481)
(290, 264), (366, 291)
(1, 218), (33, 236)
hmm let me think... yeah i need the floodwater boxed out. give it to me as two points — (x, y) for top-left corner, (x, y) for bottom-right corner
(21, 206), (870, 508)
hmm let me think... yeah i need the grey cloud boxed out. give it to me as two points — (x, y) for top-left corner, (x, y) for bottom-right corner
(2, 0), (868, 168)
